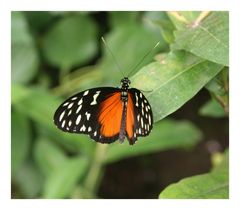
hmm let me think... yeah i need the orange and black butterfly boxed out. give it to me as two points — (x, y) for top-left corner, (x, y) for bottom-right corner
(53, 77), (153, 145)
(54, 38), (157, 145)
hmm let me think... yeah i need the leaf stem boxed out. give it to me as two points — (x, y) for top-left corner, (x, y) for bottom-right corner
(192, 11), (211, 28)
(83, 143), (108, 198)
(168, 11), (189, 24)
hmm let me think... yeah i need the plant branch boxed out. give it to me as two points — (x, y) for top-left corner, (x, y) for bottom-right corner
(83, 144), (108, 198)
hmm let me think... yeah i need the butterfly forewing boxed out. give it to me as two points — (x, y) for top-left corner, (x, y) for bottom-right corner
(129, 88), (153, 140)
(54, 87), (121, 143)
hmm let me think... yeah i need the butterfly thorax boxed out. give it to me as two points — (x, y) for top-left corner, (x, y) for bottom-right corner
(120, 77), (130, 102)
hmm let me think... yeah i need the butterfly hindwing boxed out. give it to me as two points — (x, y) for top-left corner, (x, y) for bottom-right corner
(129, 88), (153, 140)
(53, 87), (121, 143)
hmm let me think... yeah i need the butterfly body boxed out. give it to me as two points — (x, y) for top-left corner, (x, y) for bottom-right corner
(54, 77), (153, 145)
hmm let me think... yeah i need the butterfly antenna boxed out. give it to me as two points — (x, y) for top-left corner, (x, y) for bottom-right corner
(127, 42), (160, 77)
(101, 37), (125, 77)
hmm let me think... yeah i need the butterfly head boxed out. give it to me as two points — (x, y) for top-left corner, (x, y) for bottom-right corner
(121, 77), (131, 90)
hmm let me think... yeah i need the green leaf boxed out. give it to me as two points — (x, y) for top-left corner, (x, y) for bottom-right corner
(205, 68), (229, 114)
(42, 14), (98, 70)
(167, 11), (201, 30)
(11, 83), (32, 104)
(109, 12), (140, 28)
(199, 99), (226, 118)
(172, 12), (229, 66)
(160, 171), (228, 199)
(13, 86), (95, 154)
(11, 110), (31, 175)
(24, 11), (54, 34)
(159, 150), (228, 199)
(131, 51), (223, 122)
(11, 11), (39, 84)
(34, 137), (67, 177)
(104, 119), (202, 164)
(43, 157), (88, 198)
(14, 161), (44, 198)
(144, 11), (176, 44)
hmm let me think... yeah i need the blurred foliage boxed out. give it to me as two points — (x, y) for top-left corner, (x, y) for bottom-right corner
(11, 11), (228, 199)
(159, 150), (229, 198)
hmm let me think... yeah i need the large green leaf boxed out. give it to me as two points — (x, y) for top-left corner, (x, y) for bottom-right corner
(171, 12), (229, 66)
(42, 14), (98, 70)
(34, 137), (67, 177)
(24, 11), (54, 34)
(167, 11), (201, 30)
(104, 119), (202, 164)
(131, 51), (223, 122)
(144, 11), (176, 44)
(11, 11), (39, 84)
(43, 157), (88, 198)
(11, 110), (31, 175)
(159, 150), (228, 199)
(14, 161), (44, 198)
(12, 85), (95, 154)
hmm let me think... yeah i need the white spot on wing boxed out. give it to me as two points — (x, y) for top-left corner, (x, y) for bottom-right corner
(140, 93), (143, 98)
(76, 115), (81, 125)
(85, 112), (91, 120)
(148, 115), (152, 125)
(137, 114), (140, 121)
(63, 102), (69, 106)
(138, 128), (141, 134)
(68, 120), (72, 127)
(90, 91), (100, 105)
(61, 120), (66, 128)
(59, 111), (65, 121)
(68, 102), (74, 109)
(88, 127), (92, 132)
(78, 98), (83, 105)
(94, 131), (97, 136)
(83, 90), (89, 96)
(68, 110), (72, 116)
(141, 117), (143, 128)
(135, 93), (139, 107)
(80, 125), (86, 131)
(76, 105), (82, 113)
(71, 97), (77, 100)
(145, 114), (149, 121)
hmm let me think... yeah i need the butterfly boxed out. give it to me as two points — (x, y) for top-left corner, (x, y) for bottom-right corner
(54, 37), (157, 145)
(53, 77), (153, 145)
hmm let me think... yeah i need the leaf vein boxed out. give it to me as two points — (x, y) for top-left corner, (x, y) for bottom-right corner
(147, 60), (204, 97)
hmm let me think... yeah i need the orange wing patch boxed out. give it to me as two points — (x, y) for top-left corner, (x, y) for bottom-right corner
(98, 92), (123, 137)
(126, 93), (135, 140)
